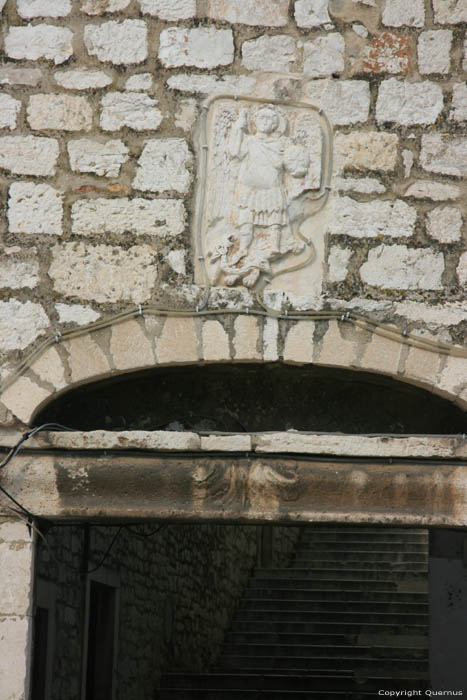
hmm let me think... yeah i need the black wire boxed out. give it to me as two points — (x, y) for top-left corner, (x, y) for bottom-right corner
(124, 523), (167, 538)
(85, 526), (124, 574)
(0, 422), (76, 471)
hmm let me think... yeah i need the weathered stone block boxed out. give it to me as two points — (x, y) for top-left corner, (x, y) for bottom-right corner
(304, 80), (370, 126)
(1, 376), (50, 423)
(27, 94), (93, 131)
(418, 30), (452, 74)
(450, 83), (467, 122)
(438, 356), (467, 399)
(156, 317), (199, 363)
(233, 316), (260, 360)
(202, 320), (230, 361)
(382, 0), (425, 27)
(376, 79), (443, 125)
(100, 92), (162, 131)
(304, 34), (345, 77)
(404, 181), (460, 201)
(0, 67), (41, 86)
(167, 250), (186, 275)
(316, 321), (357, 369)
(421, 134), (467, 177)
(125, 73), (153, 91)
(360, 32), (411, 74)
(242, 35), (296, 72)
(30, 346), (67, 390)
(433, 0), (467, 23)
(54, 68), (112, 90)
(0, 255), (39, 290)
(427, 206), (462, 243)
(64, 334), (111, 384)
(110, 319), (154, 371)
(335, 131), (398, 172)
(71, 197), (186, 237)
(5, 24), (73, 64)
(17, 0), (71, 17)
(334, 177), (386, 194)
(457, 252), (467, 287)
(8, 183), (62, 236)
(133, 139), (192, 194)
(0, 136), (58, 176)
(82, 0), (131, 12)
(84, 20), (148, 65)
(0, 616), (30, 700)
(263, 318), (279, 362)
(49, 242), (157, 304)
(328, 246), (352, 282)
(361, 331), (402, 376)
(0, 95), (21, 130)
(175, 99), (197, 131)
(159, 27), (234, 69)
(404, 346), (441, 388)
(201, 434), (252, 451)
(68, 139), (129, 177)
(139, 0), (196, 19)
(283, 321), (314, 364)
(295, 0), (332, 28)
(167, 74), (256, 95)
(0, 300), (49, 352)
(360, 245), (445, 290)
(55, 304), (100, 326)
(330, 197), (416, 238)
(207, 0), (289, 26)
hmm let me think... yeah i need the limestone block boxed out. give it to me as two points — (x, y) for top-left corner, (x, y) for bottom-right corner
(242, 35), (296, 72)
(0, 95), (21, 131)
(30, 346), (66, 390)
(100, 92), (162, 131)
(125, 74), (153, 91)
(0, 136), (58, 176)
(450, 83), (467, 122)
(17, 0), (71, 17)
(159, 27), (234, 69)
(133, 139), (192, 194)
(0, 520), (33, 613)
(418, 30), (452, 74)
(54, 69), (112, 90)
(84, 20), (148, 65)
(283, 321), (314, 364)
(0, 616), (30, 700)
(201, 320), (230, 361)
(328, 246), (352, 282)
(395, 301), (467, 326)
(0, 300), (49, 352)
(359, 32), (411, 74)
(402, 150), (414, 178)
(0, 67), (41, 86)
(464, 38), (467, 71)
(1, 376), (50, 423)
(71, 197), (186, 237)
(304, 80), (370, 126)
(315, 321), (356, 369)
(360, 245), (444, 290)
(68, 139), (129, 177)
(156, 317), (199, 363)
(82, 0), (131, 12)
(110, 319), (154, 371)
(47, 429), (200, 451)
(167, 250), (186, 275)
(335, 131), (398, 172)
(50, 242), (157, 304)
(175, 99), (197, 131)
(201, 434), (252, 451)
(382, 0), (425, 27)
(361, 332), (402, 376)
(167, 74), (256, 95)
(438, 356), (467, 399)
(55, 304), (100, 325)
(334, 177), (386, 194)
(5, 24), (73, 64)
(457, 253), (467, 287)
(27, 95), (92, 131)
(207, 0), (289, 26)
(376, 79), (443, 126)
(404, 346), (441, 388)
(8, 183), (62, 236)
(404, 181), (460, 201)
(64, 334), (111, 384)
(233, 316), (260, 360)
(433, 0), (467, 23)
(304, 34), (345, 77)
(421, 134), (467, 177)
(139, 0), (196, 19)
(427, 207), (462, 243)
(0, 255), (39, 289)
(295, 0), (332, 27)
(330, 197), (416, 238)
(263, 318), (279, 362)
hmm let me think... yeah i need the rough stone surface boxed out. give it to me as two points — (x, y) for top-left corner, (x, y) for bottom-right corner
(8, 183), (63, 236)
(382, 0), (425, 27)
(111, 320), (154, 370)
(84, 20), (148, 65)
(233, 316), (260, 360)
(81, 0), (131, 12)
(0, 67), (41, 86)
(360, 32), (411, 74)
(0, 300), (49, 352)
(433, 0), (467, 23)
(202, 320), (230, 361)
(125, 73), (153, 91)
(330, 197), (416, 238)
(317, 321), (356, 369)
(100, 92), (162, 131)
(304, 34), (345, 77)
(421, 134), (467, 178)
(335, 131), (398, 172)
(54, 68), (112, 90)
(418, 30), (452, 75)
(457, 253), (467, 287)
(139, 0), (196, 19)
(376, 79), (443, 126)
(0, 136), (58, 176)
(17, 0), (71, 17)
(55, 304), (100, 325)
(304, 80), (370, 126)
(427, 207), (462, 244)
(207, 0), (289, 26)
(49, 243), (157, 303)
(450, 83), (467, 122)
(334, 177), (386, 194)
(2, 376), (50, 422)
(201, 434), (252, 451)
(404, 181), (460, 200)
(167, 74), (256, 95)
(71, 198), (186, 236)
(5, 24), (73, 64)
(283, 321), (314, 363)
(394, 301), (467, 326)
(404, 346), (441, 388)
(64, 334), (110, 384)
(167, 250), (186, 275)
(133, 139), (192, 194)
(242, 35), (296, 72)
(0, 95), (21, 131)
(295, 0), (332, 28)
(263, 317), (279, 362)
(30, 346), (66, 390)
(159, 27), (234, 69)
(27, 94), (93, 131)
(68, 139), (129, 177)
(328, 246), (352, 282)
(362, 332), (402, 376)
(156, 317), (198, 363)
(360, 245), (445, 290)
(0, 255), (39, 289)
(174, 99), (197, 131)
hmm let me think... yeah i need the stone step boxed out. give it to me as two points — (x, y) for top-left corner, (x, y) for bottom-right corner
(299, 534), (428, 544)
(158, 689), (383, 699)
(243, 589), (428, 603)
(254, 568), (428, 579)
(220, 644), (428, 660)
(293, 550), (428, 562)
(226, 632), (428, 647)
(296, 542), (428, 552)
(232, 620), (428, 633)
(218, 654), (428, 672)
(236, 609), (428, 625)
(289, 560), (428, 570)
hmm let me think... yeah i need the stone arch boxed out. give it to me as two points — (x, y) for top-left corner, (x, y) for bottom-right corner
(1, 313), (466, 426)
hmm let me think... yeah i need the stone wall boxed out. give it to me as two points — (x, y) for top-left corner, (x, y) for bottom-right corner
(0, 0), (466, 401)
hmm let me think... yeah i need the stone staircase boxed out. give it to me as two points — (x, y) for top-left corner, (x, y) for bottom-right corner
(158, 526), (429, 698)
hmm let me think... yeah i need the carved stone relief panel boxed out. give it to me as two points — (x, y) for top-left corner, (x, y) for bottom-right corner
(195, 96), (332, 299)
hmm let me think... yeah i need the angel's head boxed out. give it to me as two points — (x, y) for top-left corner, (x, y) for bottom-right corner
(255, 107), (279, 134)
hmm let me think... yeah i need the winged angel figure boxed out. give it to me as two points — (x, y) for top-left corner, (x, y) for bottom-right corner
(204, 103), (320, 288)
